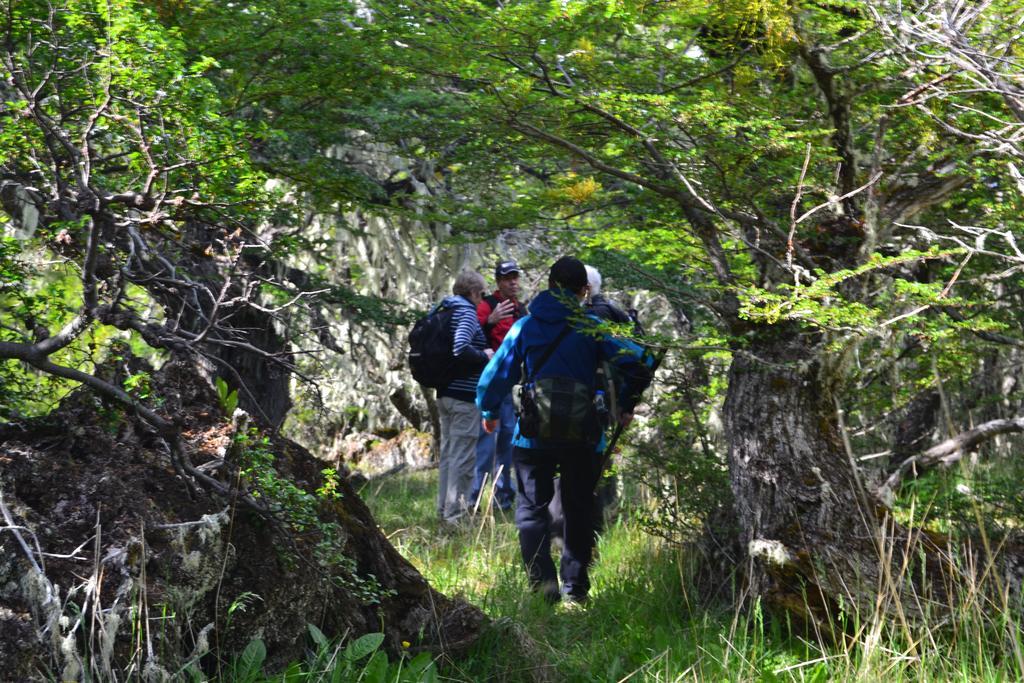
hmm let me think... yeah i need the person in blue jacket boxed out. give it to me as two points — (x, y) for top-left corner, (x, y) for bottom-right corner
(476, 256), (652, 604)
(549, 264), (652, 542)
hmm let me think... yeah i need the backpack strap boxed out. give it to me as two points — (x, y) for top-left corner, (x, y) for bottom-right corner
(481, 294), (499, 334)
(526, 324), (573, 383)
(513, 298), (527, 320)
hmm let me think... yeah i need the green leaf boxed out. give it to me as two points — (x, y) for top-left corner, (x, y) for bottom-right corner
(307, 622), (329, 648)
(402, 652), (438, 683)
(344, 632), (385, 662)
(216, 377), (239, 415)
(282, 661), (305, 682)
(236, 638), (266, 682)
(808, 662), (830, 683)
(330, 659), (352, 683)
(360, 650), (389, 683)
(225, 389), (239, 416)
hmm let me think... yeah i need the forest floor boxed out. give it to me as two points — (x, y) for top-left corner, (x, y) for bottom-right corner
(356, 469), (1023, 682)
(357, 471), (848, 682)
(214, 465), (1021, 681)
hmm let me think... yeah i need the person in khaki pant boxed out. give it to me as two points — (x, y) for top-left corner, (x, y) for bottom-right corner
(436, 270), (493, 524)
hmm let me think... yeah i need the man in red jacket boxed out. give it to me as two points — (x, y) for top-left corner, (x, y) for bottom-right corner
(470, 260), (527, 510)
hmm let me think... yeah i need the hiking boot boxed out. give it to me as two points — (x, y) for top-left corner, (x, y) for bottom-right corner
(556, 598), (587, 613)
(561, 588), (588, 607)
(531, 580), (561, 605)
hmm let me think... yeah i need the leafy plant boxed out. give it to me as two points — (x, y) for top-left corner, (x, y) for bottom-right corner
(226, 592), (263, 632)
(358, 468), (1024, 681)
(233, 638), (266, 683)
(224, 629), (438, 683)
(216, 377), (240, 417)
(123, 372), (153, 400)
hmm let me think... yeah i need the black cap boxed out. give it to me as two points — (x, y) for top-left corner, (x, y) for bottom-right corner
(548, 256), (587, 291)
(495, 259), (521, 279)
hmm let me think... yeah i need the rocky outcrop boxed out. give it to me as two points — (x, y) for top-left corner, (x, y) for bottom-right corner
(0, 361), (483, 680)
(330, 430), (434, 480)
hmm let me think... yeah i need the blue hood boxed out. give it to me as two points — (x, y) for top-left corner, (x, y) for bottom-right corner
(440, 294), (476, 312)
(526, 288), (583, 324)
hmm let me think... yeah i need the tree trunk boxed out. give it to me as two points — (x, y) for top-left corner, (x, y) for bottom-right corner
(890, 389), (940, 471)
(208, 305), (293, 429)
(390, 386), (425, 431)
(139, 227), (295, 430)
(723, 330), (938, 630)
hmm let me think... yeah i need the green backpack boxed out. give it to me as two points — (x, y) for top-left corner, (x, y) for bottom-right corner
(513, 325), (601, 445)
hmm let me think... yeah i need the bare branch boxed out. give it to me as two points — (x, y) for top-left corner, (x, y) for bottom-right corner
(880, 416), (1024, 500)
(788, 143), (812, 271)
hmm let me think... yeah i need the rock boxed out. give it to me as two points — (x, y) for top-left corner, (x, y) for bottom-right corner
(0, 360), (484, 679)
(330, 429), (434, 480)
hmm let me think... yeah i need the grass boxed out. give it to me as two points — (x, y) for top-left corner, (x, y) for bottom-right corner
(203, 465), (1023, 681)
(358, 469), (1024, 682)
(360, 471), (822, 682)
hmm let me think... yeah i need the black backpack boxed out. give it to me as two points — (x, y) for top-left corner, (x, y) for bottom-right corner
(408, 303), (456, 388)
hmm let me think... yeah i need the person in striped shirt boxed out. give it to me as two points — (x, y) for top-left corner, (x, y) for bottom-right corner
(436, 269), (494, 525)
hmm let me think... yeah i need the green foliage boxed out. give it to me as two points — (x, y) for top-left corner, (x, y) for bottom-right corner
(0, 239), (74, 416)
(0, 239), (167, 418)
(224, 629), (439, 683)
(897, 456), (1024, 539)
(123, 372), (153, 400)
(216, 377), (240, 417)
(2, 0), (271, 220)
(227, 592), (262, 626)
(234, 638), (266, 683)
(316, 467), (342, 501)
(738, 247), (963, 331)
(360, 468), (1024, 681)
(626, 360), (732, 544)
(352, 0), (1012, 364)
(0, 0), (275, 419)
(4, 0), (1023, 676)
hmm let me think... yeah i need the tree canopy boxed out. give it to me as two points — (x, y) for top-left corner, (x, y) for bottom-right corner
(3, 0), (1024, 675)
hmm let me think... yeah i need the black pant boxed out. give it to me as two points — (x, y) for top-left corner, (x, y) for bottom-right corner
(513, 444), (600, 601)
(550, 470), (616, 540)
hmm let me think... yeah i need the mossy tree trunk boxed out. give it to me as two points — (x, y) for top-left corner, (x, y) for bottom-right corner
(721, 329), (956, 630)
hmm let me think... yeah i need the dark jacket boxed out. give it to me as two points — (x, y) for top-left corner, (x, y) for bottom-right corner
(476, 289), (651, 449)
(587, 293), (644, 336)
(438, 295), (490, 402)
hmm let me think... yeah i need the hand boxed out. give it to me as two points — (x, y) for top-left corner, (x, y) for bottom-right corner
(487, 299), (515, 325)
(618, 412), (634, 428)
(482, 418), (499, 433)
(484, 348), (495, 359)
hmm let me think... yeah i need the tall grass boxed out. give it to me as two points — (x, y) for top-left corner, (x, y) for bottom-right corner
(26, 463), (1020, 680)
(358, 469), (1023, 682)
